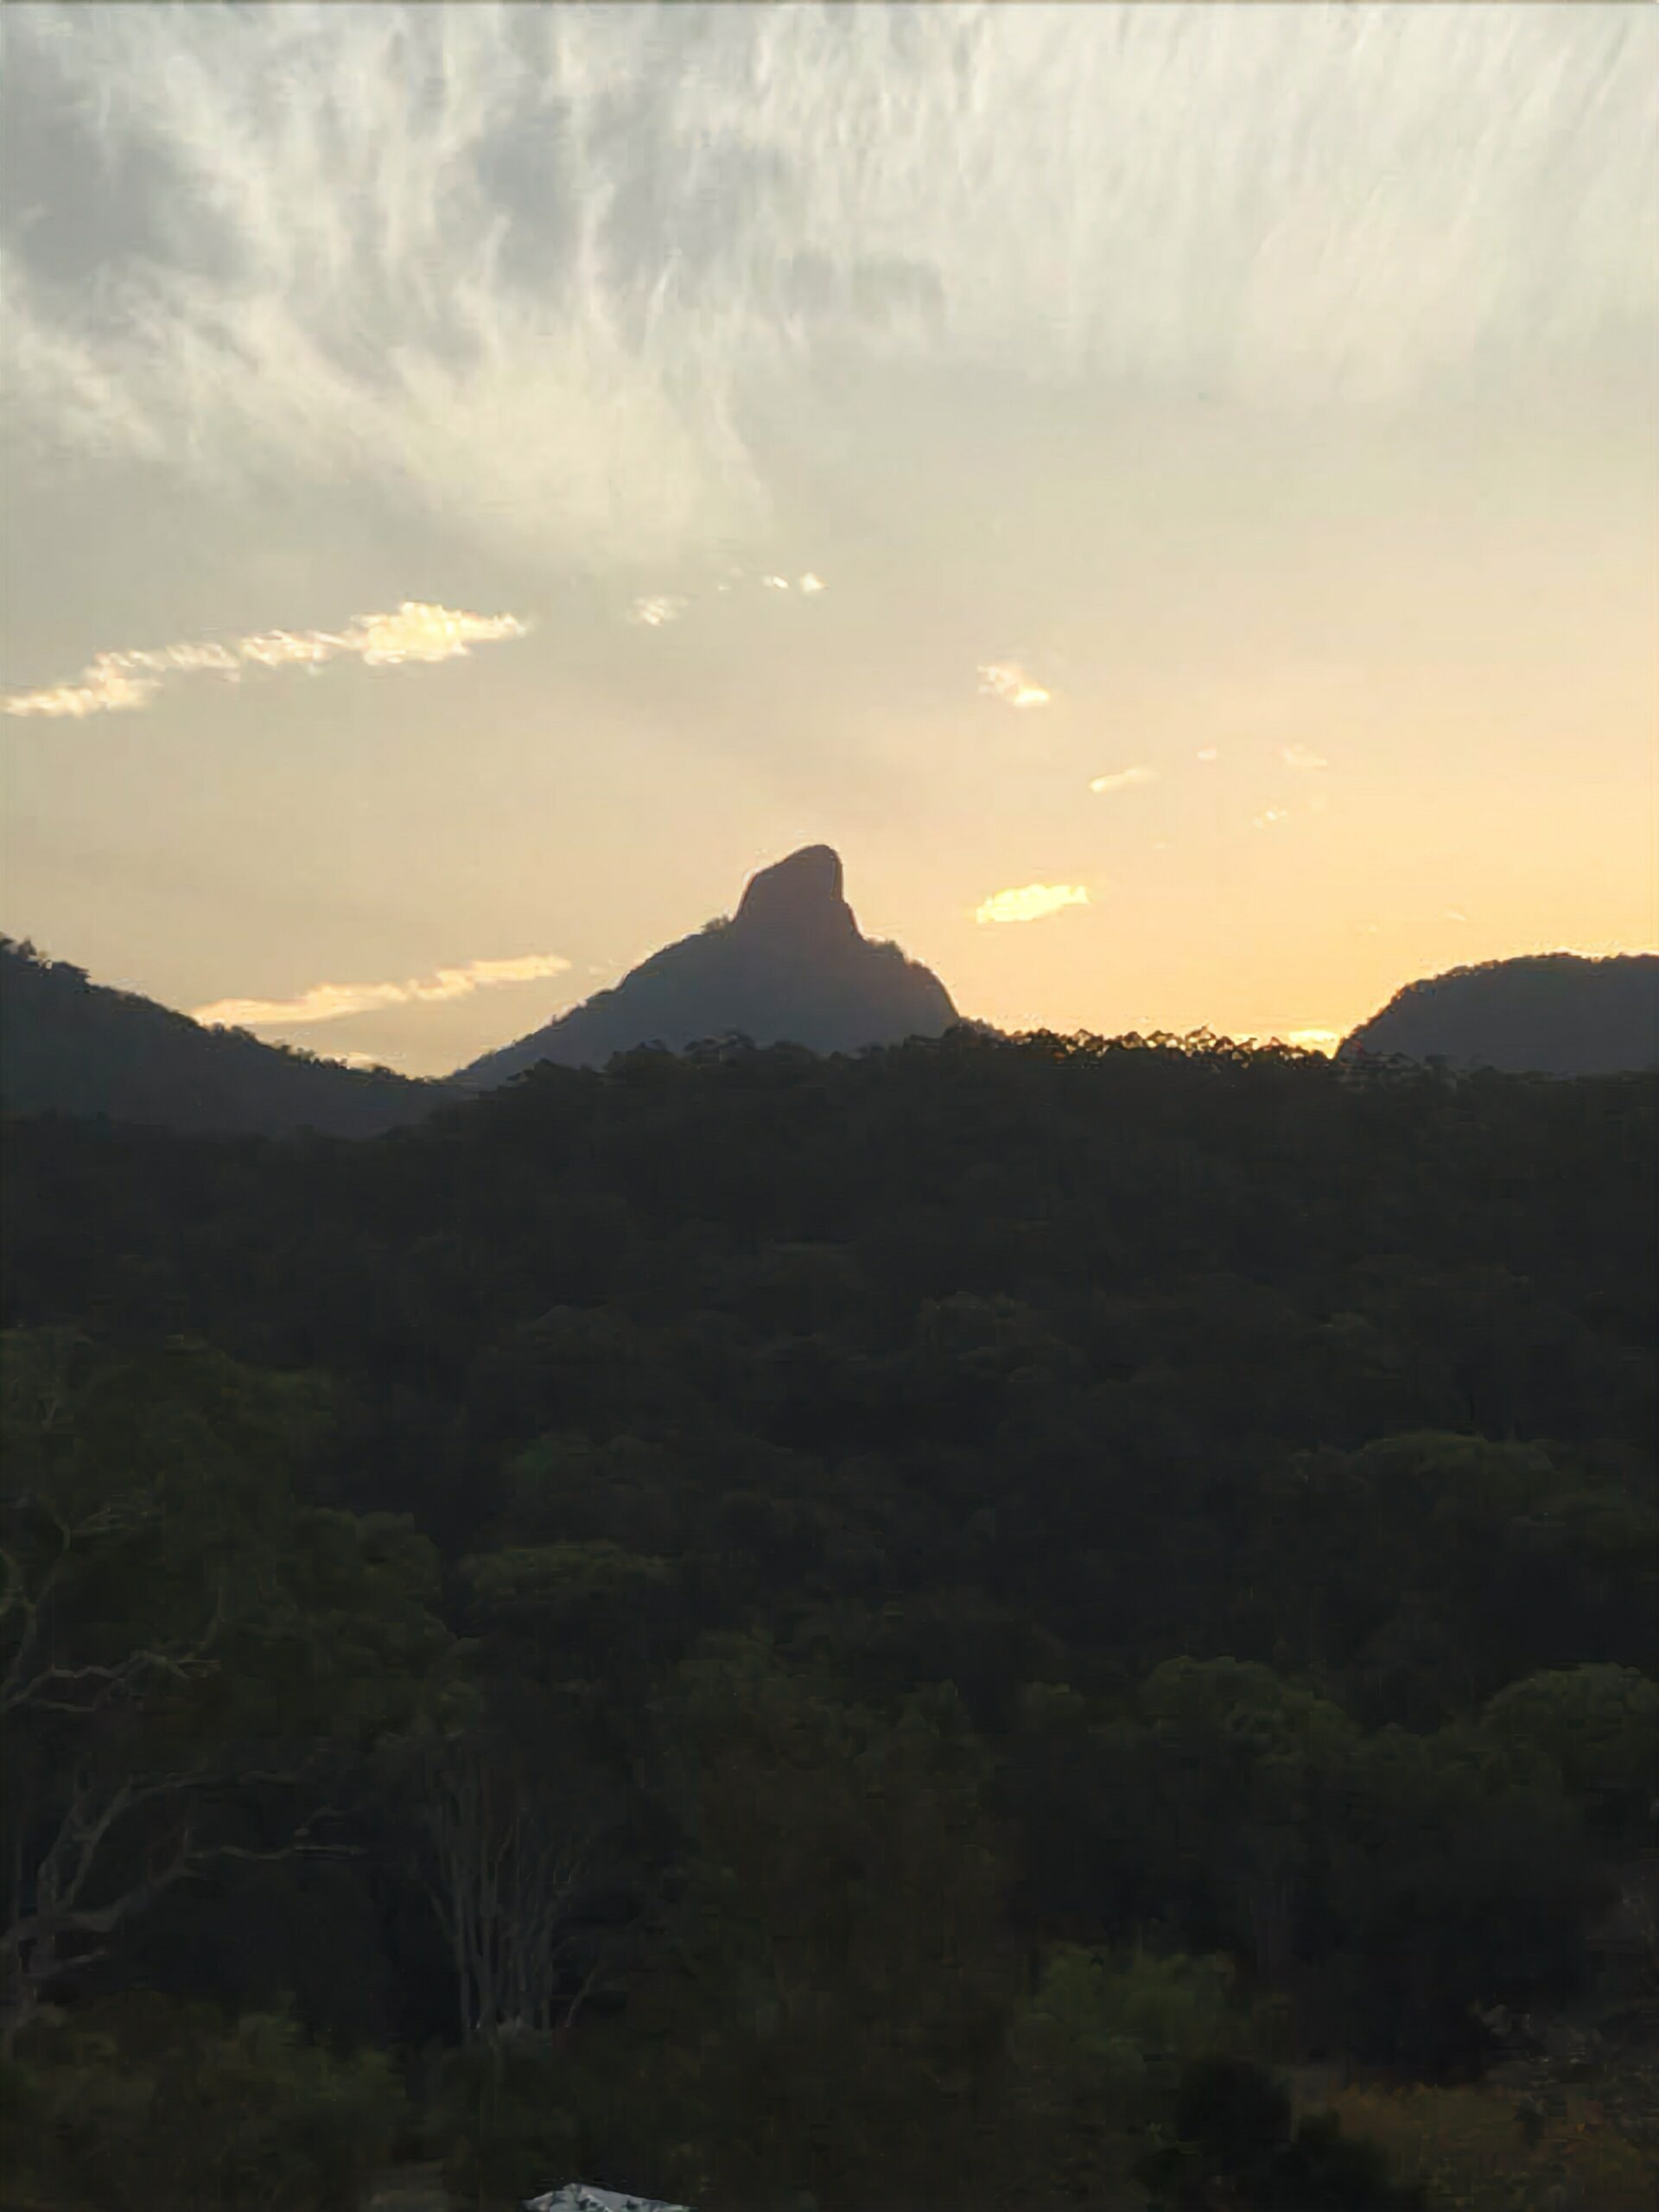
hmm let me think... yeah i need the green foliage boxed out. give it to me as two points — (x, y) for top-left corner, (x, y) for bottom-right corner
(0, 1036), (1653, 2197)
(1008, 1947), (1236, 2122)
(2, 1997), (403, 2211)
(2, 1331), (449, 2043)
(1482, 1665), (1659, 1842)
(1328, 2078), (1659, 2211)
(1000, 1947), (1240, 2199)
(427, 2032), (581, 2209)
(636, 1644), (1017, 2203)
(1137, 2056), (1425, 2209)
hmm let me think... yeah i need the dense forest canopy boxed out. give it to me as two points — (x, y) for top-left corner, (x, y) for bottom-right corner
(2, 1028), (1656, 2209)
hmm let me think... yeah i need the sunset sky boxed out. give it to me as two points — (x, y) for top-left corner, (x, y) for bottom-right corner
(3, 1), (1654, 1074)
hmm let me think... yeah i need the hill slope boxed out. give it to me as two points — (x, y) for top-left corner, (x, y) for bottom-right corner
(0, 936), (448, 1137)
(456, 844), (959, 1084)
(1340, 952), (1659, 1076)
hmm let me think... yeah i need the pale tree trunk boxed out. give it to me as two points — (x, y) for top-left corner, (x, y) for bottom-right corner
(415, 1734), (605, 2046)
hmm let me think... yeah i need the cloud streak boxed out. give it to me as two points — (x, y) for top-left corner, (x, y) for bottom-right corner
(192, 950), (570, 1030)
(1090, 766), (1155, 795)
(2, 601), (529, 718)
(976, 882), (1089, 925)
(625, 573), (824, 628)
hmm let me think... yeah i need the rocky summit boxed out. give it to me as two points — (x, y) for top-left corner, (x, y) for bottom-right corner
(455, 846), (959, 1084)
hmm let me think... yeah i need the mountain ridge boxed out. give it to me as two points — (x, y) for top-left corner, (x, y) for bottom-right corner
(7, 896), (1656, 1145)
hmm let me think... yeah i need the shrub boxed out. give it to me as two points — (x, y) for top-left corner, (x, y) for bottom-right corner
(1135, 2056), (1424, 2209)
(1327, 2080), (1659, 2212)
(4, 1997), (403, 2212)
(428, 2033), (582, 2209)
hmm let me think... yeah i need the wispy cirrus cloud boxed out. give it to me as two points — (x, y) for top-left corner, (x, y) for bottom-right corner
(193, 950), (569, 1030)
(1, 4), (1649, 574)
(1280, 743), (1329, 770)
(1089, 765), (1155, 795)
(978, 662), (1052, 709)
(975, 881), (1089, 925)
(2, 601), (528, 719)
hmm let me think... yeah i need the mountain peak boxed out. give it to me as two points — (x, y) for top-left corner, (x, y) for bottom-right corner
(457, 844), (957, 1082)
(732, 845), (856, 943)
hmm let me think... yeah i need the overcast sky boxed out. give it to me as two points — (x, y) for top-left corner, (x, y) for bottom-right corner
(3, 1), (1654, 1072)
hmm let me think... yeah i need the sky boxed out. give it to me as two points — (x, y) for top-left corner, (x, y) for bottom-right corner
(2, 1), (1655, 1075)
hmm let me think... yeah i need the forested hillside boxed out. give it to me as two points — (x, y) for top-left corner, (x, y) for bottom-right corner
(1340, 952), (1659, 1076)
(0, 936), (448, 1136)
(3, 1031), (1656, 2210)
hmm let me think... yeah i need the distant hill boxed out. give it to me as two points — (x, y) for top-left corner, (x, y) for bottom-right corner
(1339, 952), (1659, 1076)
(456, 844), (960, 1085)
(0, 936), (448, 1136)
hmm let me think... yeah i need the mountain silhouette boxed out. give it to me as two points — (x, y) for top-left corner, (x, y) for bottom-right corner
(456, 845), (959, 1084)
(1339, 952), (1659, 1076)
(0, 936), (448, 1137)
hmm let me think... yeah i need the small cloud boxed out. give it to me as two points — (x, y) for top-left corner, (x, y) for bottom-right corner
(761, 575), (791, 591)
(1445, 909), (1469, 924)
(0, 658), (163, 719)
(1281, 743), (1329, 770)
(194, 950), (569, 1030)
(798, 573), (827, 594)
(1250, 808), (1291, 828)
(1196, 747), (1220, 762)
(340, 602), (528, 666)
(1089, 765), (1155, 795)
(975, 882), (1090, 925)
(978, 661), (1052, 709)
(627, 594), (689, 627)
(3, 601), (529, 719)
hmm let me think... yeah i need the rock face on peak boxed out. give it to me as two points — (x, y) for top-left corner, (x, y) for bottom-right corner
(1339, 951), (1659, 1076)
(457, 847), (959, 1084)
(732, 844), (858, 945)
